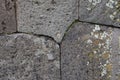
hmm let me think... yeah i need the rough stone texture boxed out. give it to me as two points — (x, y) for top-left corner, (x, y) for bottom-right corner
(17, 0), (78, 42)
(0, 0), (16, 34)
(79, 0), (120, 27)
(0, 33), (60, 80)
(111, 28), (120, 80)
(61, 22), (120, 80)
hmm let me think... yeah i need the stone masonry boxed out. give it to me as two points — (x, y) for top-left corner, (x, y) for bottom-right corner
(0, 0), (120, 80)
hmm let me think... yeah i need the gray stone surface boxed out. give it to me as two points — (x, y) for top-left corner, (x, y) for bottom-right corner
(61, 22), (120, 80)
(0, 0), (16, 34)
(79, 0), (120, 27)
(0, 33), (60, 80)
(17, 0), (78, 42)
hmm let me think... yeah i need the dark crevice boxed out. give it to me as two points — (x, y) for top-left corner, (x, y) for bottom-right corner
(14, 0), (18, 32)
(59, 43), (62, 80)
(78, 0), (80, 19)
(0, 31), (58, 44)
(78, 20), (120, 29)
(60, 19), (79, 44)
(59, 19), (79, 80)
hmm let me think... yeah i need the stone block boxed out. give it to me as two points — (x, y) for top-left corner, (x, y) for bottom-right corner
(17, 0), (78, 42)
(0, 33), (60, 80)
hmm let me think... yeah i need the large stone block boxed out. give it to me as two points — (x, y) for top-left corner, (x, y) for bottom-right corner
(61, 22), (120, 80)
(0, 0), (16, 34)
(79, 0), (120, 27)
(17, 0), (78, 42)
(0, 33), (60, 80)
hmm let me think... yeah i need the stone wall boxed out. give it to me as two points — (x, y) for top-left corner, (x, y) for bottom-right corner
(0, 0), (120, 80)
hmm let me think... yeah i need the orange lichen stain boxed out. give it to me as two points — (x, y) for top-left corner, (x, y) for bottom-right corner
(117, 74), (120, 80)
(106, 63), (112, 71)
(102, 52), (110, 59)
(82, 34), (90, 41)
(93, 39), (100, 45)
(88, 52), (95, 62)
(88, 52), (94, 59)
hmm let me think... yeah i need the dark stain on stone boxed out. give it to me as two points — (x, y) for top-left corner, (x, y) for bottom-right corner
(46, 8), (55, 11)
(5, 0), (13, 11)
(51, 0), (56, 4)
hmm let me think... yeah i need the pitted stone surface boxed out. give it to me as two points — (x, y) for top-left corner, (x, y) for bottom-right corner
(0, 0), (16, 33)
(61, 22), (120, 80)
(79, 0), (120, 27)
(17, 0), (78, 42)
(0, 33), (60, 80)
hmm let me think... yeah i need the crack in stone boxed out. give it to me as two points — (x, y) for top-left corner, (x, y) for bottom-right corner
(78, 20), (120, 29)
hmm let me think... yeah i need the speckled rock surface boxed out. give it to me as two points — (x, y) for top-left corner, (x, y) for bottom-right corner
(16, 0), (78, 42)
(79, 0), (120, 27)
(0, 0), (16, 34)
(61, 22), (120, 80)
(0, 33), (60, 80)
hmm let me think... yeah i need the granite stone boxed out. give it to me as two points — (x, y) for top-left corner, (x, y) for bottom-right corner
(79, 0), (120, 27)
(0, 33), (60, 80)
(61, 22), (120, 80)
(0, 0), (16, 34)
(17, 0), (78, 42)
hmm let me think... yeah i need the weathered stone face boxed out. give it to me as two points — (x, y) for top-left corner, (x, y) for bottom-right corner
(61, 22), (120, 80)
(0, 0), (16, 34)
(17, 0), (78, 42)
(79, 0), (120, 27)
(0, 34), (60, 80)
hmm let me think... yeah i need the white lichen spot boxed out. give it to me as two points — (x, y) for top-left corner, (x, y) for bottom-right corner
(88, 0), (102, 6)
(101, 67), (107, 77)
(93, 51), (97, 54)
(113, 11), (117, 15)
(100, 32), (107, 39)
(110, 15), (115, 20)
(95, 25), (101, 31)
(87, 0), (102, 10)
(98, 43), (102, 48)
(92, 25), (101, 32)
(87, 7), (92, 10)
(116, 19), (120, 22)
(87, 39), (93, 44)
(108, 1), (120, 22)
(106, 0), (117, 8)
(87, 61), (90, 65)
(106, 60), (110, 64)
(94, 34), (99, 38)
